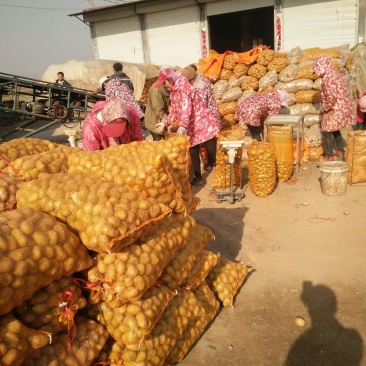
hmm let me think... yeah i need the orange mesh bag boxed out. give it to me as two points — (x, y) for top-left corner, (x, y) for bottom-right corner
(68, 150), (185, 213)
(0, 175), (23, 213)
(206, 256), (252, 307)
(248, 64), (267, 79)
(182, 250), (220, 291)
(256, 49), (275, 66)
(82, 214), (195, 306)
(166, 281), (220, 364)
(0, 313), (51, 366)
(22, 316), (109, 366)
(223, 54), (237, 70)
(13, 276), (87, 335)
(295, 90), (321, 103)
(248, 140), (276, 197)
(299, 47), (340, 62)
(0, 138), (57, 170)
(240, 75), (259, 91)
(346, 131), (366, 184)
(211, 130), (244, 189)
(218, 101), (238, 117)
(160, 224), (215, 290)
(16, 173), (171, 253)
(268, 126), (294, 182)
(308, 145), (324, 161)
(107, 289), (204, 366)
(0, 207), (92, 316)
(267, 57), (289, 73)
(105, 135), (194, 214)
(3, 146), (79, 181)
(87, 285), (176, 346)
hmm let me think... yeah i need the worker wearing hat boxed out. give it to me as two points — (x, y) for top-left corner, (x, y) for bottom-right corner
(93, 76), (110, 95)
(82, 99), (143, 150)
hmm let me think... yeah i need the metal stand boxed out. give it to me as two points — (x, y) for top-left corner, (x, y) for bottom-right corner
(216, 140), (245, 204)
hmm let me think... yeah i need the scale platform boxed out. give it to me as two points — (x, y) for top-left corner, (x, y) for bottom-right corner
(216, 186), (244, 204)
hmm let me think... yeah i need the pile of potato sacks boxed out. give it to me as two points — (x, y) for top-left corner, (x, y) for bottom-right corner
(0, 137), (252, 366)
(211, 46), (354, 162)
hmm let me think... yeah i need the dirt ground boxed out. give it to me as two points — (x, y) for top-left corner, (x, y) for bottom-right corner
(1, 117), (366, 365)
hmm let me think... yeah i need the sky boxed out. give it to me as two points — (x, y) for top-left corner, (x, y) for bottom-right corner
(0, 0), (94, 80)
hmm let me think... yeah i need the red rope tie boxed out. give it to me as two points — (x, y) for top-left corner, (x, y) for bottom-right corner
(73, 277), (102, 290)
(0, 156), (24, 180)
(58, 287), (76, 349)
(308, 214), (335, 224)
(286, 177), (299, 184)
(92, 362), (110, 366)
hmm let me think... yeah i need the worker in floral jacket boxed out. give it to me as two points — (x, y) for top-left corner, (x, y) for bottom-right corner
(313, 56), (355, 161)
(162, 66), (221, 187)
(236, 90), (288, 141)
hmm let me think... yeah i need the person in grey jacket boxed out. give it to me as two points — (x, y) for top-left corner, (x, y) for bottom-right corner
(144, 68), (177, 141)
(110, 62), (134, 92)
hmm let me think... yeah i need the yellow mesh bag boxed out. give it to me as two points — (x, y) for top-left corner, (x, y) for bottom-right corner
(68, 150), (185, 213)
(3, 146), (78, 181)
(13, 276), (87, 335)
(308, 145), (324, 161)
(299, 47), (340, 62)
(88, 285), (175, 346)
(218, 101), (237, 116)
(0, 175), (23, 213)
(233, 63), (249, 78)
(248, 140), (276, 197)
(220, 68), (234, 80)
(295, 64), (318, 80)
(206, 256), (252, 306)
(22, 317), (109, 366)
(240, 75), (259, 91)
(0, 138), (57, 170)
(268, 126), (294, 182)
(0, 314), (51, 366)
(256, 49), (275, 66)
(346, 131), (366, 184)
(267, 57), (289, 73)
(0, 207), (92, 316)
(248, 64), (267, 79)
(16, 173), (171, 253)
(221, 113), (238, 128)
(295, 90), (321, 103)
(166, 281), (220, 364)
(211, 130), (244, 189)
(160, 224), (215, 290)
(182, 250), (220, 291)
(83, 215), (194, 305)
(223, 54), (237, 70)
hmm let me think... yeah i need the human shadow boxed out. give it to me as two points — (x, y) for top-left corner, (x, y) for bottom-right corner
(285, 281), (363, 366)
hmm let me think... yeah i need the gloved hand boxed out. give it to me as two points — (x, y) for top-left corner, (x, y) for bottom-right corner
(155, 121), (165, 134)
(177, 126), (186, 135)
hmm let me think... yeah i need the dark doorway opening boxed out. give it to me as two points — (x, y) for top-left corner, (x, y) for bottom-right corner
(208, 6), (274, 53)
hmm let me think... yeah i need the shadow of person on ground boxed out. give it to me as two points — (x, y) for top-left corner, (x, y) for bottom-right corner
(285, 281), (363, 366)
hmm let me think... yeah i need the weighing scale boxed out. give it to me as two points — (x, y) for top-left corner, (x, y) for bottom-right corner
(216, 140), (245, 204)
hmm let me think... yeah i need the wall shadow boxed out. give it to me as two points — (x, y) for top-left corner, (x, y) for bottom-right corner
(285, 281), (363, 366)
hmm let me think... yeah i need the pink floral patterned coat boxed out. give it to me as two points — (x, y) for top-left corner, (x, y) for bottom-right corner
(163, 75), (221, 146)
(236, 91), (281, 127)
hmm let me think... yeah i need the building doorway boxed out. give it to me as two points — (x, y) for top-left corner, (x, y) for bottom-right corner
(208, 6), (274, 53)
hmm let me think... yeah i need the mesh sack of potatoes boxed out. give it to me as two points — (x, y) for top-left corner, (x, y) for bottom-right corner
(182, 250), (220, 291)
(223, 54), (237, 70)
(218, 101), (237, 117)
(220, 68), (234, 80)
(287, 46), (304, 64)
(233, 63), (249, 78)
(0, 207), (92, 316)
(295, 90), (321, 104)
(240, 76), (259, 91)
(299, 47), (340, 62)
(106, 135), (194, 214)
(288, 92), (296, 106)
(256, 49), (275, 66)
(259, 70), (279, 91)
(346, 131), (366, 184)
(247, 140), (276, 198)
(275, 79), (314, 93)
(159, 223), (215, 290)
(89, 285), (175, 346)
(303, 114), (322, 128)
(0, 313), (51, 366)
(228, 75), (246, 88)
(0, 138), (57, 170)
(257, 86), (276, 95)
(248, 64), (267, 79)
(117, 289), (205, 366)
(308, 145), (324, 161)
(221, 86), (242, 102)
(22, 316), (109, 366)
(68, 150), (185, 213)
(295, 63), (318, 80)
(166, 281), (220, 364)
(313, 78), (322, 90)
(83, 214), (194, 306)
(206, 256), (252, 307)
(288, 102), (321, 115)
(221, 113), (238, 128)
(212, 80), (229, 100)
(0, 175), (23, 213)
(16, 173), (171, 253)
(305, 124), (322, 147)
(13, 276), (87, 335)
(237, 88), (257, 105)
(268, 126), (294, 182)
(346, 52), (354, 71)
(267, 57), (289, 73)
(279, 64), (298, 82)
(3, 146), (77, 182)
(211, 130), (244, 189)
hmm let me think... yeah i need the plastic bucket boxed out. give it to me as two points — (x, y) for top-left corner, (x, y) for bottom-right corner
(320, 161), (349, 196)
